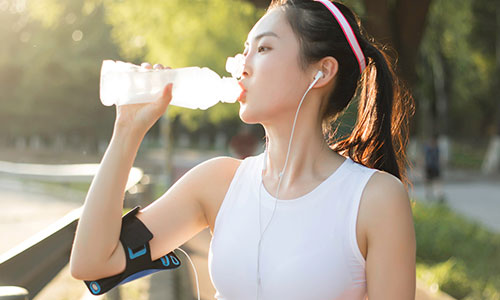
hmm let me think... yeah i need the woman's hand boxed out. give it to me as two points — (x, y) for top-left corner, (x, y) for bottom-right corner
(114, 62), (173, 138)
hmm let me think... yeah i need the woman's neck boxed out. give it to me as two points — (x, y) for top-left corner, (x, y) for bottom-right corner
(262, 114), (334, 191)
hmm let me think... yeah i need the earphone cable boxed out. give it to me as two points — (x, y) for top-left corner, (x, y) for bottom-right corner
(256, 73), (321, 299)
(174, 247), (200, 300)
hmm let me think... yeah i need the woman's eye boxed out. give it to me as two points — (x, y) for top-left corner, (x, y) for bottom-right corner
(258, 46), (269, 53)
(242, 45), (269, 56)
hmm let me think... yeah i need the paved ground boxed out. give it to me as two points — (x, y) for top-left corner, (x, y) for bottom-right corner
(0, 178), (83, 254)
(411, 182), (500, 233)
(0, 177), (88, 300)
(407, 165), (500, 233)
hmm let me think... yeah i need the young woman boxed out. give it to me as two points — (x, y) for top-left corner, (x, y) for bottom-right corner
(70, 0), (416, 299)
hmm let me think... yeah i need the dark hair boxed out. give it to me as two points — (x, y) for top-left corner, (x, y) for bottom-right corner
(268, 0), (415, 191)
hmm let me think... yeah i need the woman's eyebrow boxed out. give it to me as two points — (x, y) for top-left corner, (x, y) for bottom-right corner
(244, 31), (280, 46)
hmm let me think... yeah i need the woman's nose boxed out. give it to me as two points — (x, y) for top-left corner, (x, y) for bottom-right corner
(242, 53), (251, 78)
(241, 65), (250, 78)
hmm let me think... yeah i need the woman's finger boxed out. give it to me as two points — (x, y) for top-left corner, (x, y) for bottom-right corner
(156, 83), (173, 112)
(163, 83), (173, 102)
(153, 63), (164, 70)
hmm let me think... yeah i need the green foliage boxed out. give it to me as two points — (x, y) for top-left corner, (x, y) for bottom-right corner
(416, 0), (498, 139)
(417, 258), (473, 299)
(339, 0), (364, 15)
(449, 140), (487, 170)
(413, 200), (500, 299)
(0, 0), (119, 144)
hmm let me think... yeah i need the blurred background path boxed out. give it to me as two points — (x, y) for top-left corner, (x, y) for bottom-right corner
(409, 167), (500, 233)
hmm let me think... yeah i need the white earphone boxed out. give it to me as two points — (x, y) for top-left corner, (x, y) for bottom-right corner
(308, 70), (324, 90)
(314, 70), (324, 81)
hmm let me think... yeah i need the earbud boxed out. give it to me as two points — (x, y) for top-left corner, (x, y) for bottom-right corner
(308, 70), (323, 89)
(314, 70), (324, 81)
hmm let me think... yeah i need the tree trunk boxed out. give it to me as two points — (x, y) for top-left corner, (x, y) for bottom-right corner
(432, 50), (450, 167)
(482, 1), (500, 174)
(497, 1), (500, 137)
(364, 0), (432, 138)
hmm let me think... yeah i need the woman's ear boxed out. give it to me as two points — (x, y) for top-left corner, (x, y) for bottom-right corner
(311, 56), (338, 88)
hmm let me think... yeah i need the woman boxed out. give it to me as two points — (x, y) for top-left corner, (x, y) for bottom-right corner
(70, 0), (416, 299)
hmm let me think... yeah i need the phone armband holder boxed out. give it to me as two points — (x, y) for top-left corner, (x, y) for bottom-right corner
(83, 206), (181, 295)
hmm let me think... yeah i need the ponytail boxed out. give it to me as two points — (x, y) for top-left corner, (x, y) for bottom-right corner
(330, 41), (415, 190)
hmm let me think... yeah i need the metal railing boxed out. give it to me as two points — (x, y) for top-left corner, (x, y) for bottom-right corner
(0, 207), (81, 299)
(0, 161), (150, 299)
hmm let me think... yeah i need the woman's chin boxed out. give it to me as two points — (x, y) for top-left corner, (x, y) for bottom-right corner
(238, 104), (261, 125)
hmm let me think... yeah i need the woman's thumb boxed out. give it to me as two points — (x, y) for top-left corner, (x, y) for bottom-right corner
(163, 82), (173, 97)
(161, 82), (173, 106)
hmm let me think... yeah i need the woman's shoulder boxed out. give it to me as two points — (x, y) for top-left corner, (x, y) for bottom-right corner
(363, 170), (407, 200)
(193, 156), (243, 178)
(200, 153), (263, 165)
(358, 169), (412, 237)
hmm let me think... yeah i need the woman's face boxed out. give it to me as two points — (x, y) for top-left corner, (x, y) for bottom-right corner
(238, 8), (313, 124)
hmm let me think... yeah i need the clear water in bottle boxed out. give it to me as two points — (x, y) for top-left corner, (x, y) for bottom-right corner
(100, 60), (243, 110)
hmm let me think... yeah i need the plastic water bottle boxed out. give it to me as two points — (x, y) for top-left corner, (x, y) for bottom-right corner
(99, 60), (243, 110)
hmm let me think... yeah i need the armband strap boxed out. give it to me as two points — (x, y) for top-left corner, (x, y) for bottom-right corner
(83, 206), (181, 295)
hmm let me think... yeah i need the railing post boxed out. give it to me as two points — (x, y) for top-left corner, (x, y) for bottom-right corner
(0, 286), (29, 300)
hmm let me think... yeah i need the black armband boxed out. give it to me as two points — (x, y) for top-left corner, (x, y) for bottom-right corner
(83, 206), (181, 295)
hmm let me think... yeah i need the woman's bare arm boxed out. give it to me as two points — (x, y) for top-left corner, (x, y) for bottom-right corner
(363, 171), (416, 299)
(70, 138), (239, 280)
(70, 72), (176, 280)
(70, 126), (145, 279)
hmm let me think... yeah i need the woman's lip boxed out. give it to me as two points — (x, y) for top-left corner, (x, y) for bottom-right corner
(237, 81), (246, 102)
(238, 81), (246, 91)
(238, 90), (246, 102)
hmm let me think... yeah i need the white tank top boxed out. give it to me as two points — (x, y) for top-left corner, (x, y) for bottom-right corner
(208, 152), (378, 300)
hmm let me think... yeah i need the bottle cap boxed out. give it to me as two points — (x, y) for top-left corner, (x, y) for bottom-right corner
(225, 54), (244, 79)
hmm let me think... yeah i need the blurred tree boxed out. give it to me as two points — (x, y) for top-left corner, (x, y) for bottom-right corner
(359, 0), (431, 138)
(362, 0), (431, 86)
(415, 0), (476, 167)
(0, 0), (121, 151)
(415, 0), (500, 171)
(472, 0), (500, 173)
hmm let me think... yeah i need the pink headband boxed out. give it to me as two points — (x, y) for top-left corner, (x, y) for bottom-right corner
(314, 0), (366, 73)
